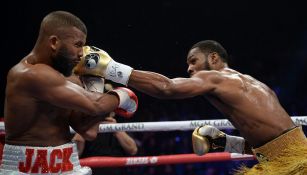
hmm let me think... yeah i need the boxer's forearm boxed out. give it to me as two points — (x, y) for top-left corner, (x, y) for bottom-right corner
(128, 70), (178, 99)
(114, 132), (138, 155)
(129, 70), (205, 99)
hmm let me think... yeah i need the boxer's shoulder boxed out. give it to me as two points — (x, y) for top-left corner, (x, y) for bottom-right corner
(19, 63), (66, 88)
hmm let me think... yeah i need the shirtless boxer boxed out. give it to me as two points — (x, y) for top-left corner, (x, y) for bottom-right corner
(75, 41), (307, 174)
(1, 11), (137, 175)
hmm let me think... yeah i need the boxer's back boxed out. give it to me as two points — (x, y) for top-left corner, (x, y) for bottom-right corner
(206, 68), (295, 146)
(4, 59), (71, 147)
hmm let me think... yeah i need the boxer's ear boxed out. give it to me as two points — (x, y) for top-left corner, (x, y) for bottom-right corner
(208, 52), (219, 65)
(49, 35), (60, 51)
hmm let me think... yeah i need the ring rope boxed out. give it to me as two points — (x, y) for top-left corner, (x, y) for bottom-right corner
(97, 116), (307, 133)
(0, 116), (306, 133)
(79, 152), (255, 167)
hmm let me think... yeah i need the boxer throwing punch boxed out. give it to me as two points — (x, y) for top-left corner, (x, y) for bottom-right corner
(75, 41), (306, 174)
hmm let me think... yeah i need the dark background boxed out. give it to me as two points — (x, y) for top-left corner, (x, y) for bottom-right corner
(2, 1), (307, 174)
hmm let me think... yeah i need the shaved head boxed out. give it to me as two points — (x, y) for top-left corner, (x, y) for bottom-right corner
(39, 11), (87, 39)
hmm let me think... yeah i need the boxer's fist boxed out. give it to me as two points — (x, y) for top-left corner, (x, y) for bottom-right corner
(74, 46), (133, 85)
(192, 125), (245, 156)
(110, 87), (138, 118)
(192, 125), (224, 155)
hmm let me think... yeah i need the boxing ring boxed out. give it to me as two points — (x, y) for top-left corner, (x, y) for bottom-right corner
(0, 116), (306, 168)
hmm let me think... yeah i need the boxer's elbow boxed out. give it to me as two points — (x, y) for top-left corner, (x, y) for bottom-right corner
(124, 141), (138, 155)
(128, 146), (138, 155)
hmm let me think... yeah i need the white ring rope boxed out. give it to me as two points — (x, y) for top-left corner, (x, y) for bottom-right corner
(97, 116), (307, 133)
(0, 116), (306, 133)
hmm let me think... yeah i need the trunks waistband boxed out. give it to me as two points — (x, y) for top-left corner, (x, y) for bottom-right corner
(252, 126), (307, 162)
(0, 142), (81, 174)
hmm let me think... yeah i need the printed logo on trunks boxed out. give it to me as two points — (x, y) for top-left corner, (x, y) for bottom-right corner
(18, 147), (73, 173)
(256, 153), (269, 162)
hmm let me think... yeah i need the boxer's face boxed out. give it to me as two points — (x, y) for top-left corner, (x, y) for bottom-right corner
(187, 47), (210, 77)
(53, 45), (76, 76)
(53, 27), (86, 76)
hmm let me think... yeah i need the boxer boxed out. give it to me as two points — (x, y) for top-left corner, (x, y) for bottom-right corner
(75, 41), (307, 174)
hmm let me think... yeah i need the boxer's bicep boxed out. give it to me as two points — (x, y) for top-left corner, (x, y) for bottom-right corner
(163, 71), (220, 98)
(37, 74), (95, 112)
(24, 67), (116, 115)
(170, 75), (216, 98)
(46, 81), (118, 116)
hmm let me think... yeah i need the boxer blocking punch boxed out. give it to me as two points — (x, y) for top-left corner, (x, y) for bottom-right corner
(73, 46), (138, 118)
(1, 11), (137, 175)
(74, 76), (138, 118)
(71, 77), (138, 175)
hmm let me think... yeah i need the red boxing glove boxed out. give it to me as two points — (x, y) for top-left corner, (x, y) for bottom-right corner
(111, 87), (138, 118)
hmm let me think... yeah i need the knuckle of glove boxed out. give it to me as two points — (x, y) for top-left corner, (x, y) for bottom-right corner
(73, 45), (112, 77)
(113, 87), (138, 118)
(198, 125), (224, 139)
(192, 127), (210, 155)
(193, 127), (226, 154)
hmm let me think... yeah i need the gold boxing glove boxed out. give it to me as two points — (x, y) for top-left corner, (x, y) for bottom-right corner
(74, 46), (133, 85)
(192, 125), (245, 156)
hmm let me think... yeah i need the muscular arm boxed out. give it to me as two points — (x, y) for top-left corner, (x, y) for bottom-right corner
(24, 64), (118, 116)
(128, 70), (220, 99)
(66, 75), (106, 139)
